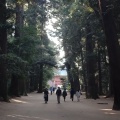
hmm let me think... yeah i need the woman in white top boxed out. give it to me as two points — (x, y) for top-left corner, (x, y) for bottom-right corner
(76, 89), (81, 102)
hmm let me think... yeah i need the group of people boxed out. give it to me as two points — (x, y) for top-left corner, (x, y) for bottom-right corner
(50, 87), (55, 95)
(43, 87), (81, 104)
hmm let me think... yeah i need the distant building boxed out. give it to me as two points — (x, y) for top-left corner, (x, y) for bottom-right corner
(53, 75), (67, 88)
(53, 75), (62, 88)
(47, 69), (67, 88)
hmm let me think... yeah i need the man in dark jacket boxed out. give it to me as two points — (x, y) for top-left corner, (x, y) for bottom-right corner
(44, 88), (49, 104)
(62, 88), (67, 101)
(70, 88), (75, 101)
(56, 87), (62, 104)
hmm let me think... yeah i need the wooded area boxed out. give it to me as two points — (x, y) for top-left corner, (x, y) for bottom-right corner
(0, 0), (120, 110)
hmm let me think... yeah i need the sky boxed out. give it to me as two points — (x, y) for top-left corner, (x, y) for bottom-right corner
(45, 18), (65, 59)
(58, 69), (67, 75)
(45, 18), (67, 75)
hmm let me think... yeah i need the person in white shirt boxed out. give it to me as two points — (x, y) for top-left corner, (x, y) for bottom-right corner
(76, 89), (81, 102)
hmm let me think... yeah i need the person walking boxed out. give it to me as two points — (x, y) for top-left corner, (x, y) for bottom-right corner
(62, 88), (67, 101)
(44, 88), (49, 104)
(53, 87), (55, 93)
(56, 87), (62, 104)
(50, 87), (53, 95)
(70, 88), (75, 101)
(76, 89), (81, 102)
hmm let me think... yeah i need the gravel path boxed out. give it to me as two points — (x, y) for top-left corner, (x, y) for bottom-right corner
(0, 92), (120, 120)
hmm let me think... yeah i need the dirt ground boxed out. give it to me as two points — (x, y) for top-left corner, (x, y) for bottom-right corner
(0, 92), (120, 120)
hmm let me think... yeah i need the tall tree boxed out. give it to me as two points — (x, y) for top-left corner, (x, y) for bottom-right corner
(98, 0), (120, 110)
(0, 0), (8, 101)
(10, 1), (24, 97)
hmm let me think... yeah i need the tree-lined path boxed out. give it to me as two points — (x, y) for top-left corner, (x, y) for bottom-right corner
(0, 92), (120, 120)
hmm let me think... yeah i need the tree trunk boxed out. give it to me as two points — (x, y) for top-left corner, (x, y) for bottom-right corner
(0, 0), (9, 101)
(99, 0), (120, 110)
(71, 62), (80, 91)
(38, 64), (43, 93)
(80, 46), (87, 93)
(86, 22), (98, 99)
(15, 2), (24, 39)
(9, 74), (20, 97)
(65, 62), (74, 89)
(98, 48), (103, 95)
(73, 73), (80, 91)
(13, 2), (25, 96)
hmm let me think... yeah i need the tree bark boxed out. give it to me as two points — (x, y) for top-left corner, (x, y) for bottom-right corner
(15, 2), (24, 38)
(86, 22), (98, 99)
(98, 48), (103, 95)
(38, 64), (43, 93)
(99, 0), (120, 110)
(80, 46), (87, 94)
(11, 1), (26, 96)
(9, 74), (20, 97)
(0, 0), (8, 101)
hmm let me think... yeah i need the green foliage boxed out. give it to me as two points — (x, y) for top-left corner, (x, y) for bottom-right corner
(43, 67), (54, 87)
(5, 0), (58, 95)
(48, 0), (114, 96)
(0, 53), (27, 76)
